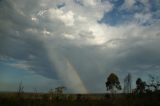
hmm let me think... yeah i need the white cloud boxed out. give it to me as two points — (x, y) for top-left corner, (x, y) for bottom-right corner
(9, 61), (31, 70)
(63, 33), (75, 40)
(58, 10), (75, 26)
(32, 0), (113, 46)
(77, 16), (87, 22)
(122, 0), (136, 9)
(31, 17), (37, 21)
(49, 9), (75, 26)
(134, 13), (152, 24)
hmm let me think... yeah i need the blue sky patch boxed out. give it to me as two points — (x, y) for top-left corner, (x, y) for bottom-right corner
(100, 0), (160, 26)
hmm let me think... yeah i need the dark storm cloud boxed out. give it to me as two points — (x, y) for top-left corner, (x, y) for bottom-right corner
(105, 37), (160, 71)
(0, 31), (58, 79)
(54, 31), (160, 92)
(0, 0), (58, 79)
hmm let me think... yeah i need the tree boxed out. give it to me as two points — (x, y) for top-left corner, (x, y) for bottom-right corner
(105, 73), (121, 93)
(54, 86), (66, 100)
(147, 74), (160, 91)
(123, 73), (132, 93)
(17, 81), (24, 97)
(55, 86), (66, 94)
(135, 78), (146, 94)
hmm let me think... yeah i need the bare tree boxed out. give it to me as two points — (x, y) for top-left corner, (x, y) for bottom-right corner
(123, 73), (132, 93)
(33, 88), (38, 98)
(17, 81), (24, 97)
(147, 74), (160, 92)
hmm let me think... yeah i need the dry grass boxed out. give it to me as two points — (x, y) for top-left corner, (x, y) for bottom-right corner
(0, 92), (160, 106)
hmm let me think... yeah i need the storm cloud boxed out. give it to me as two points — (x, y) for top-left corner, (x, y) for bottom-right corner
(0, 0), (160, 93)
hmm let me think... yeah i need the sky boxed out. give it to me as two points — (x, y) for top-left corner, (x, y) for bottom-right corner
(0, 0), (160, 93)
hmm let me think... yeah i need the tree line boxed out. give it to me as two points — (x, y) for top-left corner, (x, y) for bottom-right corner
(105, 73), (160, 94)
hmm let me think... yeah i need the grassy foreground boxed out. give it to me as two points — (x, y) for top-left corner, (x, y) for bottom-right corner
(0, 92), (160, 106)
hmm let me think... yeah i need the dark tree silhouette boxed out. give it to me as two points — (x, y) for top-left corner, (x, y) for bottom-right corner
(147, 75), (160, 91)
(17, 81), (24, 97)
(106, 73), (121, 93)
(135, 78), (146, 94)
(55, 86), (66, 94)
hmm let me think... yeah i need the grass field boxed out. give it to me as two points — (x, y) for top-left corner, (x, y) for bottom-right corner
(0, 92), (160, 106)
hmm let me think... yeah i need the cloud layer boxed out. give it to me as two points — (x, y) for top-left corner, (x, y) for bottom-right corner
(0, 0), (160, 93)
